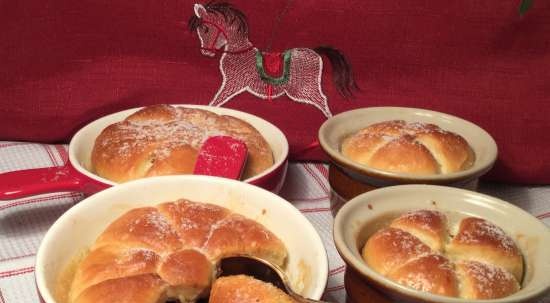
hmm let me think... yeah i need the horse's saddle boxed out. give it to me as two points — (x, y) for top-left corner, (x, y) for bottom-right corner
(255, 50), (291, 85)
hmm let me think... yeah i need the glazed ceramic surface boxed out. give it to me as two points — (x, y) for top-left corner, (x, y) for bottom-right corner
(71, 104), (289, 191)
(0, 105), (289, 200)
(319, 107), (497, 184)
(334, 184), (550, 303)
(36, 175), (328, 303)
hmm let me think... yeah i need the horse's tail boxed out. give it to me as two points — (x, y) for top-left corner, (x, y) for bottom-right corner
(313, 46), (358, 98)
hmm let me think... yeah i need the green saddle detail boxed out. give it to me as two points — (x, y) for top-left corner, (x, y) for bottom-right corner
(255, 50), (291, 86)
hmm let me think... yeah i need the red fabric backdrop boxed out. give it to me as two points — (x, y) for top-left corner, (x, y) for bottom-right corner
(1, 0), (549, 184)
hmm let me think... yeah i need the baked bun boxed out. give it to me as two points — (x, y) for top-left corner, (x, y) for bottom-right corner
(91, 104), (274, 182)
(387, 254), (458, 297)
(389, 209), (447, 252)
(447, 217), (524, 282)
(210, 275), (297, 303)
(341, 120), (475, 175)
(362, 227), (432, 276)
(68, 199), (287, 303)
(362, 210), (523, 299)
(456, 260), (520, 299)
(362, 224), (458, 297)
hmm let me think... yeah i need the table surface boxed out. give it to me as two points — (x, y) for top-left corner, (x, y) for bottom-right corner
(0, 141), (549, 303)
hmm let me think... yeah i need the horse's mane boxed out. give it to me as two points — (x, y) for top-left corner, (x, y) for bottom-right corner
(188, 1), (248, 34)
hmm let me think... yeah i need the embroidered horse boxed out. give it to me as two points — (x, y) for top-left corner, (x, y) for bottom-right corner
(188, 2), (357, 117)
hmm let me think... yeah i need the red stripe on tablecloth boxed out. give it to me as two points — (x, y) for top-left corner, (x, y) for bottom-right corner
(329, 265), (345, 275)
(0, 192), (81, 211)
(289, 196), (329, 202)
(537, 212), (550, 219)
(325, 284), (345, 292)
(42, 145), (58, 166)
(54, 145), (69, 163)
(303, 164), (329, 195)
(47, 145), (62, 166)
(300, 207), (330, 213)
(0, 142), (30, 149)
(310, 164), (330, 194)
(302, 164), (325, 189)
(314, 163), (329, 178)
(0, 254), (36, 263)
(0, 267), (34, 279)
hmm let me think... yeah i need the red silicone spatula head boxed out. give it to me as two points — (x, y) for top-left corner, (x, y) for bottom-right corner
(193, 136), (248, 180)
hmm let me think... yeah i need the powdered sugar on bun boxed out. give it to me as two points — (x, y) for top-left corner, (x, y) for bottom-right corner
(341, 120), (475, 175)
(390, 210), (447, 252)
(69, 199), (288, 303)
(447, 217), (524, 282)
(456, 260), (520, 299)
(91, 104), (273, 182)
(362, 210), (523, 299)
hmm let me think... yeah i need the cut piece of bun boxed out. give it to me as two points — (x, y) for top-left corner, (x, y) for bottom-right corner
(209, 275), (297, 303)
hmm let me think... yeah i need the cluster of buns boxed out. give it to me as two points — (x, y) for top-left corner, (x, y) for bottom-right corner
(91, 104), (274, 182)
(362, 210), (523, 299)
(341, 120), (475, 175)
(68, 199), (288, 303)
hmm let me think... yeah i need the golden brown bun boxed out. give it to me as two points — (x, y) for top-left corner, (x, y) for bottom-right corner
(69, 199), (287, 303)
(341, 120), (475, 175)
(91, 104), (274, 182)
(456, 261), (520, 299)
(362, 227), (432, 275)
(387, 254), (458, 297)
(209, 275), (297, 303)
(447, 217), (524, 282)
(73, 274), (168, 303)
(362, 210), (523, 299)
(389, 210), (447, 252)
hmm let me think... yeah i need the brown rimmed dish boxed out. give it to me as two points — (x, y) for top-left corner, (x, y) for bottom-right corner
(333, 184), (550, 303)
(318, 107), (498, 215)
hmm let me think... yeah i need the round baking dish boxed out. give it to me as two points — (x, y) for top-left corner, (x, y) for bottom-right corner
(333, 184), (550, 303)
(318, 106), (497, 215)
(36, 175), (328, 303)
(0, 105), (289, 200)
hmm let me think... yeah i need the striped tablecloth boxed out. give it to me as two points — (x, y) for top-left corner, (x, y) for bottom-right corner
(0, 141), (549, 303)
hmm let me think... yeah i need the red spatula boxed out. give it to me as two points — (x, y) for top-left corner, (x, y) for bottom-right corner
(193, 136), (248, 180)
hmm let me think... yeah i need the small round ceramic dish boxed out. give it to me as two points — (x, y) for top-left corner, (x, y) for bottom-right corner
(333, 184), (550, 303)
(318, 106), (497, 214)
(36, 175), (328, 303)
(0, 105), (289, 200)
